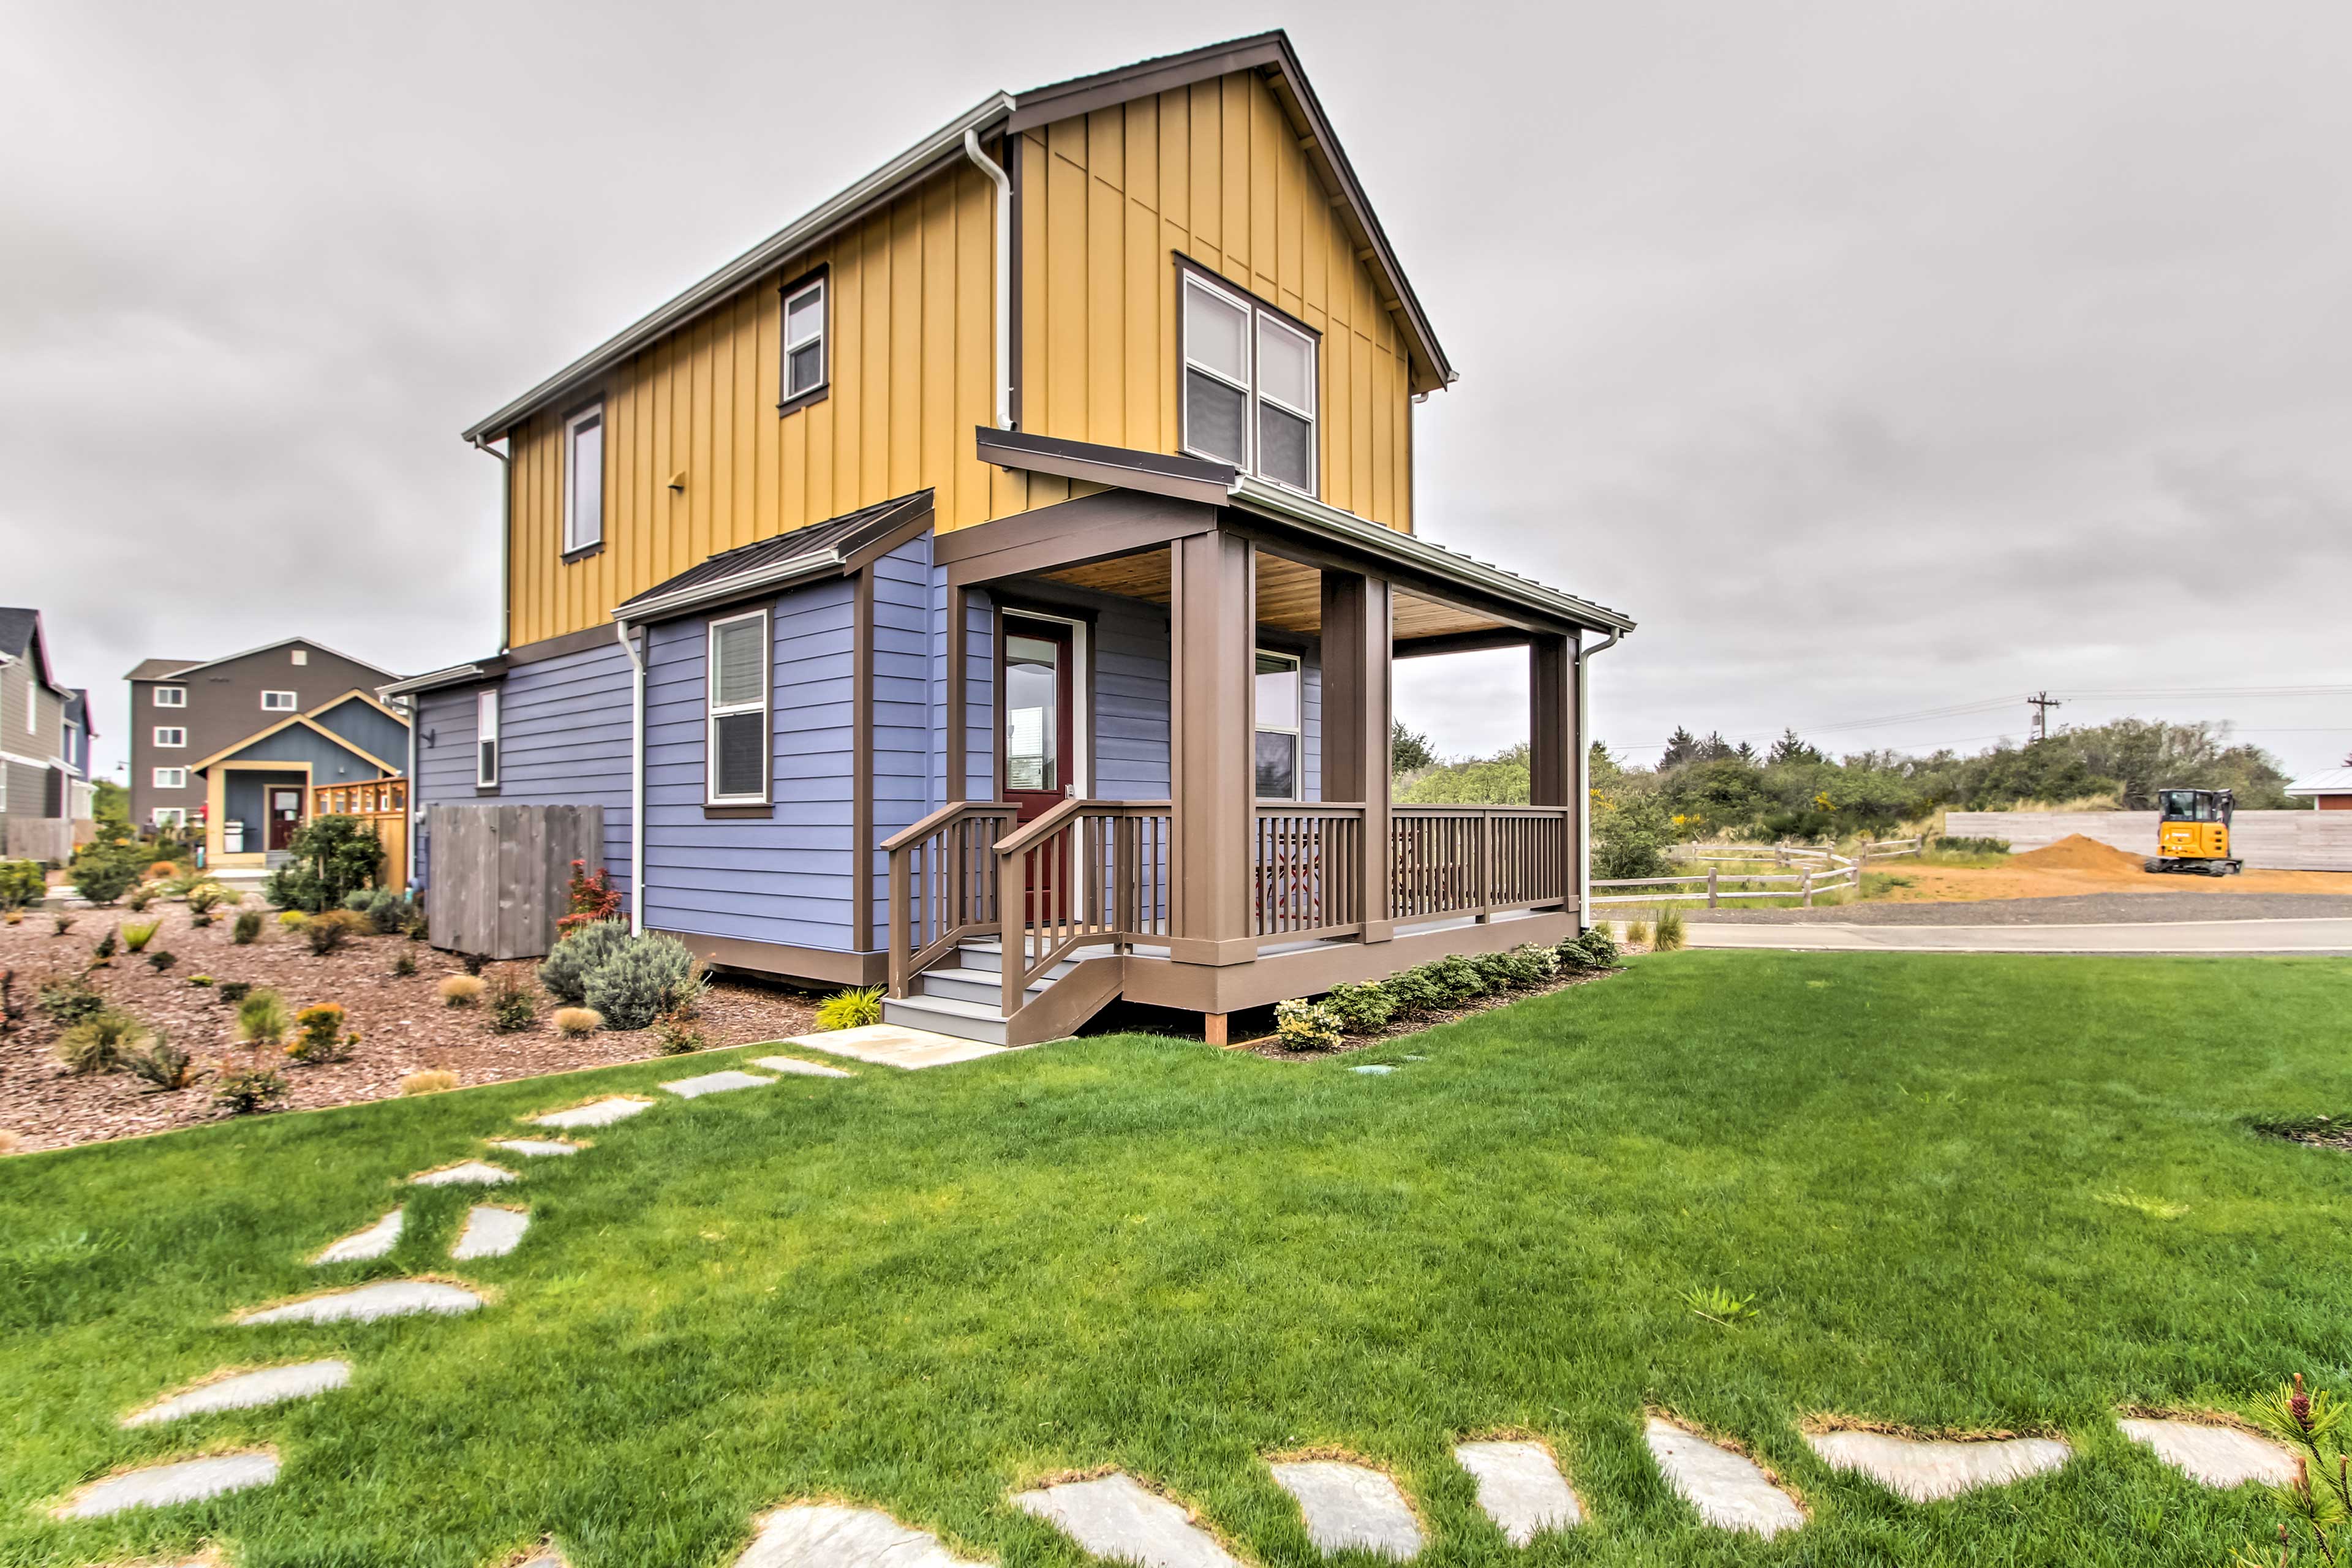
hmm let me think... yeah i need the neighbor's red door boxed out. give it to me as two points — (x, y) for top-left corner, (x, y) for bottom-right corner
(1003, 619), (1075, 921)
(268, 788), (304, 851)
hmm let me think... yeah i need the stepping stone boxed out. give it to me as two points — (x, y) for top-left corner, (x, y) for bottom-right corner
(734, 1501), (990, 1568)
(1012, 1472), (1240, 1568)
(314, 1207), (403, 1264)
(124, 1360), (351, 1427)
(493, 1138), (582, 1157)
(1349, 1065), (1395, 1076)
(785, 1023), (1009, 1069)
(518, 1551), (570, 1568)
(451, 1205), (530, 1260)
(1268, 1460), (1423, 1559)
(1644, 1419), (1804, 1538)
(752, 1055), (856, 1078)
(662, 1069), (778, 1098)
(531, 1096), (652, 1129)
(56, 1450), (278, 1518)
(239, 1280), (483, 1325)
(2119, 1418), (2299, 1488)
(1453, 1440), (1581, 1544)
(1804, 1429), (2070, 1502)
(410, 1159), (516, 1187)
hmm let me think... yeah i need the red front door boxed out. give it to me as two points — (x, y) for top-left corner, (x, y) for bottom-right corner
(1003, 619), (1075, 922)
(267, 788), (304, 851)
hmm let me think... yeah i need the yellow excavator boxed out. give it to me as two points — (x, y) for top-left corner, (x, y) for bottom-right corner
(2147, 787), (2242, 875)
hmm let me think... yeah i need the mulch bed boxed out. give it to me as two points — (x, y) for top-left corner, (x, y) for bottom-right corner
(1240, 964), (1623, 1061)
(0, 898), (819, 1154)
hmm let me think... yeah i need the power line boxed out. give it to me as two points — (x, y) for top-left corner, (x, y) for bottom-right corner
(2027, 691), (2062, 744)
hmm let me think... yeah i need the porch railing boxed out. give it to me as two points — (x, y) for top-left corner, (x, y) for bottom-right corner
(882, 801), (1017, 996)
(1392, 805), (1572, 923)
(1253, 802), (1366, 942)
(992, 799), (1172, 1016)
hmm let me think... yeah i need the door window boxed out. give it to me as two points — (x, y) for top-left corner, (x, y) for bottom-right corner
(1005, 633), (1061, 793)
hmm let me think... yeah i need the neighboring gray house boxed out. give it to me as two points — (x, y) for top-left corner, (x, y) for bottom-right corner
(126, 638), (406, 865)
(1, 607), (96, 862)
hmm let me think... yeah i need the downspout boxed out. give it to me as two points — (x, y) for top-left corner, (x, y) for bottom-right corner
(1575, 628), (1624, 931)
(401, 695), (418, 894)
(472, 435), (513, 653)
(962, 127), (1013, 430)
(615, 618), (646, 935)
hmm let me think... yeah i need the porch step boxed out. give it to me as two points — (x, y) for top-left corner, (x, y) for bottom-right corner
(881, 993), (1009, 1046)
(914, 966), (1051, 1009)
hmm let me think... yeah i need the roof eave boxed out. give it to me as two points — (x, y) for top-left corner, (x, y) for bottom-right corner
(613, 549), (844, 625)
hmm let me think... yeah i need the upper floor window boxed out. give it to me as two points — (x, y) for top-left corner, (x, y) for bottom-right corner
(153, 686), (186, 708)
(1254, 650), (1302, 800)
(154, 726), (186, 748)
(1181, 270), (1319, 496)
(262, 690), (297, 712)
(152, 806), (185, 829)
(477, 689), (500, 788)
(153, 767), (188, 790)
(707, 609), (770, 805)
(780, 274), (827, 407)
(290, 648), (307, 665)
(565, 402), (604, 554)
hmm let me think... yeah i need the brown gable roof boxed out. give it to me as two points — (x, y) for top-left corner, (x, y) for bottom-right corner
(127, 657), (197, 681)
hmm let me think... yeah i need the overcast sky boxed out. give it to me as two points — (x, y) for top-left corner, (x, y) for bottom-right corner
(5, 1), (2346, 781)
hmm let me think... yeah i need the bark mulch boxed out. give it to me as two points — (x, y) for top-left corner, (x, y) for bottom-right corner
(0, 899), (820, 1154)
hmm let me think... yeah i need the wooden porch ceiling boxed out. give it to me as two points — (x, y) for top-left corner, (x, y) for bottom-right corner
(1038, 548), (1517, 644)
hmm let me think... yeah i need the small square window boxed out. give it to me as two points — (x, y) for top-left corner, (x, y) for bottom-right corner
(153, 726), (186, 748)
(153, 686), (186, 708)
(153, 767), (187, 790)
(781, 275), (827, 405)
(262, 690), (297, 711)
(290, 649), (308, 665)
(152, 807), (186, 829)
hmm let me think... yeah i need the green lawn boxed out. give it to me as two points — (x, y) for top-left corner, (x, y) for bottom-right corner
(4, 952), (2348, 1567)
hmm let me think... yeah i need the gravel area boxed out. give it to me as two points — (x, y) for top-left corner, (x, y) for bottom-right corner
(1684, 892), (2352, 926)
(0, 899), (818, 1153)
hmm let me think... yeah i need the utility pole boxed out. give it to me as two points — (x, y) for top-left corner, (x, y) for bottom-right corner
(2027, 691), (2062, 744)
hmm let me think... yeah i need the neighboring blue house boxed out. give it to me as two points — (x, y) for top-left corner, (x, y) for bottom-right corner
(187, 692), (410, 864)
(390, 36), (1633, 1046)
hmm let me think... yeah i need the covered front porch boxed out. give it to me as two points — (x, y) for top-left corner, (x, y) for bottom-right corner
(883, 453), (1629, 1046)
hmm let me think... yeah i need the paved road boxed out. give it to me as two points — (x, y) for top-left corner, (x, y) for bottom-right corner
(1685, 919), (2352, 955)
(1687, 892), (2352, 925)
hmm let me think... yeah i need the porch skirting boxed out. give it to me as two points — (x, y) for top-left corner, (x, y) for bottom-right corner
(1118, 908), (1577, 1015)
(663, 930), (889, 988)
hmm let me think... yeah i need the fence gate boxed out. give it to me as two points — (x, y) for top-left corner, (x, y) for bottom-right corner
(425, 804), (603, 959)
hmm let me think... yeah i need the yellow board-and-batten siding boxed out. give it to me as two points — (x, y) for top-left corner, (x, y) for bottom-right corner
(502, 70), (1419, 647)
(1017, 69), (1415, 535)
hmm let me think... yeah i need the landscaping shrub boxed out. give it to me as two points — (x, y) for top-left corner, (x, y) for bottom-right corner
(125, 1033), (196, 1091)
(92, 927), (118, 962)
(361, 888), (409, 934)
(232, 910), (262, 944)
(0, 970), (23, 1037)
(123, 885), (156, 913)
(1558, 927), (1619, 970)
(557, 860), (624, 937)
(1382, 964), (1448, 1019)
(655, 1009), (706, 1055)
(55, 1008), (146, 1074)
(1623, 916), (1650, 948)
(0, 859), (46, 913)
(278, 910), (307, 927)
(39, 975), (105, 1027)
(217, 980), (253, 1004)
(189, 973), (212, 987)
(146, 950), (177, 973)
(399, 1069), (458, 1096)
(1322, 981), (1394, 1036)
(1274, 997), (1343, 1052)
(461, 951), (488, 976)
(1469, 952), (1519, 993)
(1505, 942), (1561, 987)
(67, 839), (145, 906)
(235, 987), (292, 1047)
(392, 949), (417, 978)
(120, 919), (159, 953)
(288, 1004), (352, 1065)
(213, 1057), (288, 1115)
(262, 814), (384, 913)
(486, 971), (538, 1033)
(185, 884), (228, 924)
(1653, 906), (1687, 952)
(582, 932), (701, 1031)
(1428, 955), (1491, 1005)
(815, 986), (883, 1032)
(303, 908), (371, 956)
(538, 920), (629, 1006)
(552, 1006), (603, 1038)
(51, 911), (75, 933)
(440, 975), (486, 1008)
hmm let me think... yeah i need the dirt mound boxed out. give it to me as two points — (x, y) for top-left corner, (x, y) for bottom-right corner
(2010, 833), (2149, 874)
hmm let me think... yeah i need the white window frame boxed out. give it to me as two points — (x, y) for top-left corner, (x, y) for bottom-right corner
(706, 609), (771, 805)
(153, 726), (186, 748)
(476, 689), (500, 789)
(1178, 268), (1320, 497)
(564, 402), (605, 554)
(780, 274), (827, 405)
(151, 806), (186, 830)
(262, 690), (298, 712)
(153, 685), (186, 708)
(153, 767), (187, 790)
(1253, 647), (1304, 802)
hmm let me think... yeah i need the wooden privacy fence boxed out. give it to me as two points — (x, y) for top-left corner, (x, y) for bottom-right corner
(425, 803), (602, 960)
(311, 778), (407, 892)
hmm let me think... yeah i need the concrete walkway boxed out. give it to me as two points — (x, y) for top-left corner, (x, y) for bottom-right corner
(1687, 918), (2352, 956)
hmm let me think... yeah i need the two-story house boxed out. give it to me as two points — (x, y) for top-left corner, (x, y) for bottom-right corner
(0, 607), (97, 862)
(392, 32), (1633, 1045)
(127, 638), (409, 868)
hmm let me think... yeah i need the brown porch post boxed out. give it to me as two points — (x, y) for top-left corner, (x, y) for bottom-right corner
(1530, 632), (1578, 911)
(946, 581), (970, 802)
(1169, 529), (1256, 966)
(1320, 570), (1393, 943)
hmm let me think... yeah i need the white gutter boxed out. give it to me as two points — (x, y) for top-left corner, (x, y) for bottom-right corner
(401, 695), (419, 892)
(1575, 627), (1624, 930)
(962, 128), (1014, 431)
(473, 436), (513, 653)
(616, 619), (646, 935)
